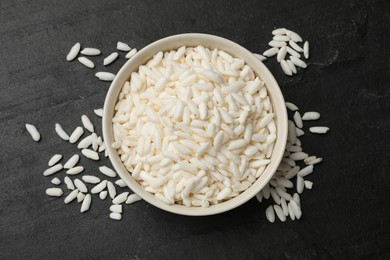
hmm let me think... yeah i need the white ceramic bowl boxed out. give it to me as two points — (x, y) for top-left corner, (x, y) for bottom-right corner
(103, 33), (288, 216)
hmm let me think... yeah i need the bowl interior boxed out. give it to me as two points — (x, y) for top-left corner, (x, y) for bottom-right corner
(103, 33), (288, 216)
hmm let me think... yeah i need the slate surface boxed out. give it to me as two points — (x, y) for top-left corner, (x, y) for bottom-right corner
(1, 0), (389, 259)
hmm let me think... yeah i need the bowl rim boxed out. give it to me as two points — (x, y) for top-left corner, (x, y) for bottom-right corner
(103, 33), (288, 216)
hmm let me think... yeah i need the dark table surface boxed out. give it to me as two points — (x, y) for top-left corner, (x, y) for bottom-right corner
(1, 0), (389, 259)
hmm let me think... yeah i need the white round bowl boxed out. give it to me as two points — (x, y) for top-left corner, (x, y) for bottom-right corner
(103, 33), (288, 216)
